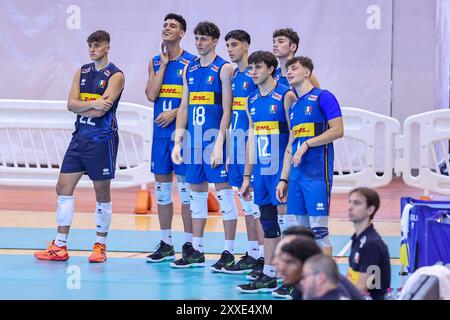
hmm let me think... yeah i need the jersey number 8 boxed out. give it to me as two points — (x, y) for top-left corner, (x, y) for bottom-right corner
(193, 106), (205, 125)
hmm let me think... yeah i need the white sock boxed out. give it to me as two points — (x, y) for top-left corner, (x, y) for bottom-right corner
(225, 240), (235, 253)
(193, 237), (204, 252)
(96, 236), (107, 244)
(54, 233), (68, 247)
(263, 264), (277, 278)
(248, 241), (259, 259)
(259, 245), (264, 258)
(184, 232), (193, 244)
(161, 229), (172, 245)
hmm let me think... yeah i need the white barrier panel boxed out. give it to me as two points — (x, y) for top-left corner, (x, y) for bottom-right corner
(332, 107), (401, 193)
(396, 109), (450, 195)
(0, 100), (154, 188)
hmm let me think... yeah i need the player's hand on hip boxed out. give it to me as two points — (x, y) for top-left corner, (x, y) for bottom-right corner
(276, 181), (288, 203)
(172, 143), (183, 165)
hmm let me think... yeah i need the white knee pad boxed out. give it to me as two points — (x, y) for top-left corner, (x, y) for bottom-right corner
(56, 195), (75, 227)
(95, 202), (112, 233)
(176, 176), (190, 205)
(238, 192), (261, 219)
(190, 191), (208, 219)
(278, 214), (297, 233)
(155, 182), (173, 205)
(217, 189), (238, 221)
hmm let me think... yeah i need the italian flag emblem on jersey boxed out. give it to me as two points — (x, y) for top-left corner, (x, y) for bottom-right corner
(269, 104), (277, 113)
(98, 80), (106, 89)
(177, 69), (183, 77)
(243, 82), (248, 89)
(207, 76), (214, 84)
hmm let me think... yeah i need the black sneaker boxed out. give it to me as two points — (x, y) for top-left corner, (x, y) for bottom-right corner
(210, 250), (235, 273)
(246, 269), (262, 280)
(272, 284), (295, 299)
(221, 253), (258, 274)
(237, 273), (278, 293)
(146, 240), (175, 263)
(244, 256), (264, 274)
(170, 249), (205, 268)
(182, 242), (195, 258)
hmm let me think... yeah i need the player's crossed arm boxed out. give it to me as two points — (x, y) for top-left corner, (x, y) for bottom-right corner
(67, 69), (124, 118)
(172, 65), (189, 165)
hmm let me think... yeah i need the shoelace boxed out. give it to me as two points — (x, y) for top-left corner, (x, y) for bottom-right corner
(154, 241), (165, 252)
(92, 244), (105, 254)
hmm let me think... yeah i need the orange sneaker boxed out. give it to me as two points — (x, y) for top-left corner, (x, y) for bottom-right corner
(88, 243), (107, 263)
(34, 241), (69, 261)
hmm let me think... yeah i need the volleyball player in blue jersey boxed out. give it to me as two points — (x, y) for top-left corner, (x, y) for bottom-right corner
(272, 28), (320, 88)
(221, 30), (265, 275)
(34, 30), (125, 263)
(145, 14), (196, 263)
(171, 21), (239, 270)
(276, 56), (344, 258)
(237, 51), (297, 293)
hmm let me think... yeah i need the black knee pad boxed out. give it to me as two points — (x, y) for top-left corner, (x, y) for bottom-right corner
(259, 204), (280, 238)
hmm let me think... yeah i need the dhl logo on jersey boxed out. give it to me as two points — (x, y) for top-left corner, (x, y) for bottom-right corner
(254, 121), (280, 135)
(159, 85), (183, 98)
(189, 91), (215, 105)
(232, 97), (247, 110)
(293, 123), (315, 138)
(80, 93), (102, 101)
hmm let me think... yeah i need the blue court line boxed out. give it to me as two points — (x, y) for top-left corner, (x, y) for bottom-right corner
(0, 254), (401, 300)
(0, 227), (400, 258)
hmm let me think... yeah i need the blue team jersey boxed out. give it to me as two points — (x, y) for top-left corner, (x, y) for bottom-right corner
(152, 50), (196, 138)
(186, 55), (228, 149)
(230, 66), (257, 162)
(74, 62), (123, 142)
(274, 67), (290, 87)
(289, 87), (342, 181)
(249, 82), (290, 166)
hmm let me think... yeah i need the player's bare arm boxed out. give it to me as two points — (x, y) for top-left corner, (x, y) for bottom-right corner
(275, 90), (296, 202)
(211, 63), (233, 168)
(145, 46), (168, 102)
(240, 105), (255, 200)
(292, 116), (343, 167)
(172, 68), (189, 165)
(76, 72), (125, 118)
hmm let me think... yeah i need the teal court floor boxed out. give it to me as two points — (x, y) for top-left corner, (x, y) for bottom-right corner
(0, 228), (401, 300)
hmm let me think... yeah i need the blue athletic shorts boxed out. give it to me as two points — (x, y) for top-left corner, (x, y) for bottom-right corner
(185, 146), (229, 184)
(287, 179), (332, 216)
(61, 135), (118, 181)
(253, 159), (283, 206)
(151, 137), (185, 175)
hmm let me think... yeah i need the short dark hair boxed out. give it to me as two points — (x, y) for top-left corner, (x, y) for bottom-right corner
(304, 254), (340, 284)
(194, 21), (220, 39)
(87, 30), (110, 44)
(285, 56), (314, 75)
(350, 187), (381, 220)
(164, 13), (187, 32)
(225, 29), (251, 44)
(248, 51), (278, 76)
(273, 28), (300, 53)
(283, 225), (315, 240)
(280, 236), (322, 264)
